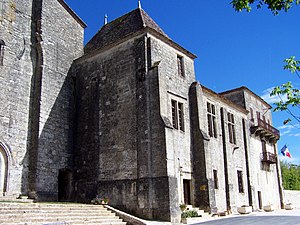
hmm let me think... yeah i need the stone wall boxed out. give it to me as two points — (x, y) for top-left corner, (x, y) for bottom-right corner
(284, 190), (300, 208)
(0, 0), (33, 195)
(73, 33), (173, 221)
(149, 34), (196, 222)
(200, 88), (249, 213)
(0, 0), (84, 199)
(32, 0), (84, 200)
(223, 89), (283, 211)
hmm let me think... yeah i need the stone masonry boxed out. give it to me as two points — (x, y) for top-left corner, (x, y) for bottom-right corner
(0, 1), (284, 223)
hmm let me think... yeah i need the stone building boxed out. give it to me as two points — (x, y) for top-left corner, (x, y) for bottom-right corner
(0, 0), (283, 223)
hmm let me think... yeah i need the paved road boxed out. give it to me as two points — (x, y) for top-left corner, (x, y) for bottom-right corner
(196, 215), (300, 225)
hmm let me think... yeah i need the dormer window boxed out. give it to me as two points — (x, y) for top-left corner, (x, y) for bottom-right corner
(0, 40), (5, 66)
(177, 55), (184, 77)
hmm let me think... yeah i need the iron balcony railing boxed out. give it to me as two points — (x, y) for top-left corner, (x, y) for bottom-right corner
(257, 118), (280, 137)
(261, 152), (277, 164)
(250, 118), (280, 141)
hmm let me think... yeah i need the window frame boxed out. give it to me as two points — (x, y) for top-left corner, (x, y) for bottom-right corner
(213, 169), (218, 189)
(0, 40), (5, 66)
(171, 100), (178, 129)
(171, 99), (185, 132)
(207, 102), (217, 138)
(237, 170), (244, 193)
(227, 112), (236, 144)
(177, 55), (185, 77)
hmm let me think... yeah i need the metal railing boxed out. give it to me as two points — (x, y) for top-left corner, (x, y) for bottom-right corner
(261, 152), (277, 164)
(256, 118), (280, 137)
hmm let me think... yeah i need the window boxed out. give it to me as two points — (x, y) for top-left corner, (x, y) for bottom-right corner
(227, 112), (236, 144)
(250, 108), (254, 122)
(262, 140), (266, 153)
(0, 40), (5, 66)
(177, 55), (184, 77)
(171, 100), (184, 131)
(178, 103), (184, 131)
(207, 102), (217, 138)
(213, 170), (218, 189)
(171, 100), (178, 129)
(256, 111), (260, 121)
(237, 170), (244, 193)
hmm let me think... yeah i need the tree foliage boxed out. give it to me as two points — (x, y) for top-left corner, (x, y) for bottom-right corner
(281, 161), (300, 190)
(231, 0), (300, 14)
(270, 57), (300, 125)
(231, 1), (300, 125)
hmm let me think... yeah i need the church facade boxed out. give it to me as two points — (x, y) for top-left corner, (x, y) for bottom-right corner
(0, 0), (283, 222)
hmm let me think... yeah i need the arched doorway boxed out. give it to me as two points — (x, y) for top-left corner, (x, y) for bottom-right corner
(0, 144), (8, 195)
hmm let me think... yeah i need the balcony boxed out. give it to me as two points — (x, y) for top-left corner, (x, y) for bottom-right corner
(250, 118), (280, 142)
(261, 152), (277, 164)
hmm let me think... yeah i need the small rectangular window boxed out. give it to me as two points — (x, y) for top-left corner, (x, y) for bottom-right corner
(213, 170), (218, 189)
(207, 102), (217, 138)
(171, 100), (178, 129)
(262, 140), (266, 153)
(178, 102), (184, 131)
(171, 100), (185, 132)
(237, 170), (244, 193)
(177, 55), (184, 77)
(227, 112), (236, 144)
(0, 41), (4, 66)
(256, 111), (260, 121)
(250, 108), (254, 121)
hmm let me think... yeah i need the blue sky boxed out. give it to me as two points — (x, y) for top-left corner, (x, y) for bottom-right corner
(65, 0), (300, 164)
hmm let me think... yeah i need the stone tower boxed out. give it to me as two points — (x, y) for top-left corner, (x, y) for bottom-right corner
(71, 7), (197, 222)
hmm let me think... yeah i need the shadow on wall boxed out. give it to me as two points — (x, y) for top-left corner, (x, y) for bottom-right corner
(21, 66), (78, 201)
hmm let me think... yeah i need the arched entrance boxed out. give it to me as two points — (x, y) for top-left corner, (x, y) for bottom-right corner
(0, 144), (8, 195)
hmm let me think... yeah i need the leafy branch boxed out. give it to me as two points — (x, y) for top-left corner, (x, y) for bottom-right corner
(231, 0), (300, 14)
(270, 57), (300, 125)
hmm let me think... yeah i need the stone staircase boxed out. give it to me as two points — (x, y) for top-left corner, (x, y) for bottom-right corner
(0, 201), (127, 225)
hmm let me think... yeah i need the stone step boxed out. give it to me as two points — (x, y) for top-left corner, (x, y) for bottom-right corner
(0, 212), (117, 219)
(0, 217), (124, 223)
(0, 202), (127, 225)
(0, 203), (107, 210)
(0, 222), (127, 225)
(0, 210), (113, 215)
(0, 207), (109, 212)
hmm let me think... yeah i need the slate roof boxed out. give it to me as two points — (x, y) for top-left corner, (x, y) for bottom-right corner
(84, 8), (169, 54)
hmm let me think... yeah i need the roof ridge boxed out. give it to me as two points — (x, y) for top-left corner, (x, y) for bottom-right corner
(84, 7), (168, 54)
(138, 8), (146, 27)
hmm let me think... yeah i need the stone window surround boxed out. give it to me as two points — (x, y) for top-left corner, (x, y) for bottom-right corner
(0, 39), (5, 66)
(171, 99), (185, 132)
(207, 102), (217, 138)
(213, 169), (218, 189)
(227, 112), (236, 144)
(177, 54), (185, 77)
(237, 170), (244, 193)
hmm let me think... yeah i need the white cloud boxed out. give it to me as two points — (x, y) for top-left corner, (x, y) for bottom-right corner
(279, 155), (300, 165)
(260, 87), (288, 104)
(281, 130), (291, 136)
(277, 124), (300, 136)
(289, 132), (300, 137)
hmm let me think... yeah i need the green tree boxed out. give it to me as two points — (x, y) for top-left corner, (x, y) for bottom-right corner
(231, 0), (300, 125)
(280, 161), (300, 190)
(231, 0), (300, 14)
(270, 57), (300, 125)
